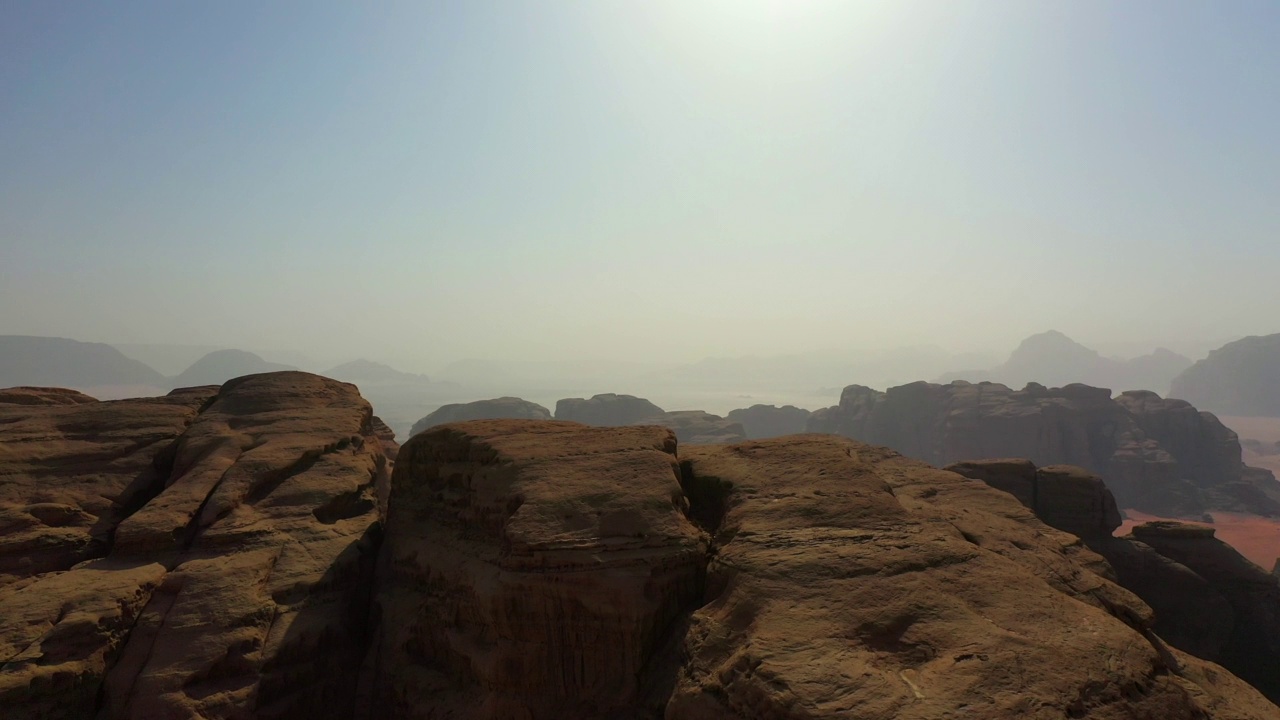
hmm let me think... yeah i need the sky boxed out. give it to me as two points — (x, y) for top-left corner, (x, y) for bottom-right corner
(3, 1), (1279, 371)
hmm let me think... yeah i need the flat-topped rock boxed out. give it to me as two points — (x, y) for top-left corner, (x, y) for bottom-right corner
(409, 396), (551, 437)
(555, 393), (666, 426)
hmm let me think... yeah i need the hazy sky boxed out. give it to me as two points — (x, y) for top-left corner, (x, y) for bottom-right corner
(3, 1), (1278, 370)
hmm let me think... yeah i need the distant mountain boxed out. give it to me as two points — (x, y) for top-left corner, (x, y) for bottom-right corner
(113, 343), (224, 377)
(324, 359), (430, 385)
(1170, 334), (1280, 417)
(170, 349), (298, 388)
(936, 331), (1191, 394)
(0, 335), (166, 388)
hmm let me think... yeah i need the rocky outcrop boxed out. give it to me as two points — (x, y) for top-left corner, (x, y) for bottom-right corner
(555, 393), (666, 426)
(1124, 521), (1280, 702)
(368, 425), (1276, 718)
(952, 458), (1280, 705)
(408, 396), (551, 437)
(945, 460), (1122, 539)
(0, 372), (392, 720)
(0, 386), (99, 405)
(1171, 334), (1280, 417)
(367, 420), (707, 718)
(809, 380), (1280, 517)
(636, 410), (746, 445)
(666, 437), (1275, 718)
(725, 403), (811, 439)
(5, 401), (1280, 718)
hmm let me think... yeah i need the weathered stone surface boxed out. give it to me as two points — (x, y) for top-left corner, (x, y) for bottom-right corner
(1121, 521), (1280, 703)
(666, 436), (1277, 719)
(725, 403), (811, 439)
(0, 386), (99, 406)
(555, 393), (666, 426)
(953, 457), (1280, 706)
(0, 389), (214, 581)
(409, 396), (551, 437)
(368, 419), (706, 718)
(810, 380), (1280, 517)
(0, 372), (391, 720)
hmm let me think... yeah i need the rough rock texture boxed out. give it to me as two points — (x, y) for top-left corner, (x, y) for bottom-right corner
(0, 372), (392, 720)
(951, 458), (1280, 705)
(1123, 521), (1280, 703)
(725, 404), (811, 439)
(0, 387), (214, 580)
(809, 380), (1280, 517)
(367, 420), (707, 718)
(667, 437), (1276, 719)
(409, 396), (551, 437)
(0, 386), (99, 406)
(635, 410), (747, 445)
(371, 425), (1276, 718)
(555, 393), (666, 426)
(945, 460), (1123, 539)
(1170, 333), (1280, 417)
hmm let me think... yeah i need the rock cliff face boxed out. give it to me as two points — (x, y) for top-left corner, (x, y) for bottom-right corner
(810, 380), (1280, 517)
(0, 372), (393, 720)
(408, 396), (551, 437)
(950, 459), (1280, 705)
(725, 403), (811, 439)
(638, 410), (746, 445)
(367, 421), (706, 718)
(555, 393), (666, 426)
(4, 400), (1279, 718)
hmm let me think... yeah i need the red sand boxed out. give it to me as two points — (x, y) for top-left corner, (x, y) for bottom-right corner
(1118, 509), (1280, 571)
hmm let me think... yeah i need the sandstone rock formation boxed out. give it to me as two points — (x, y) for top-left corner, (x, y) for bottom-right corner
(5, 401), (1280, 718)
(725, 403), (811, 439)
(0, 372), (392, 720)
(636, 409), (746, 445)
(809, 380), (1280, 517)
(555, 392), (667, 426)
(408, 396), (551, 437)
(0, 386), (99, 405)
(369, 424), (1277, 718)
(1171, 333), (1280, 417)
(950, 458), (1280, 705)
(367, 421), (706, 718)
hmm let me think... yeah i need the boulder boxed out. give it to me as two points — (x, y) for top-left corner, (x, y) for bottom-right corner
(555, 393), (666, 426)
(945, 460), (1121, 539)
(725, 403), (811, 439)
(409, 396), (551, 437)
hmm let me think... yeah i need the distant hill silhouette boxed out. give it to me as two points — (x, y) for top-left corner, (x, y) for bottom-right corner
(324, 359), (430, 385)
(1170, 334), (1280, 417)
(0, 335), (166, 388)
(936, 330), (1191, 394)
(170, 349), (297, 388)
